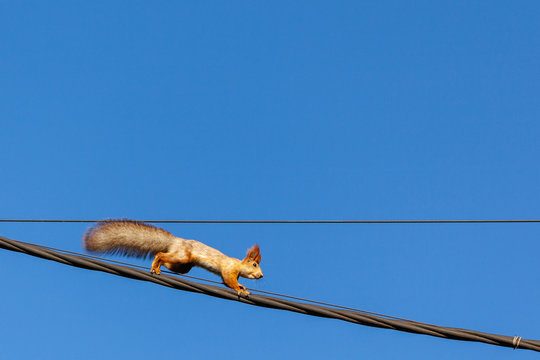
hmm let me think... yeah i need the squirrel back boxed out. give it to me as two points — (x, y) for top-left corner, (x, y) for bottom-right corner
(83, 220), (174, 258)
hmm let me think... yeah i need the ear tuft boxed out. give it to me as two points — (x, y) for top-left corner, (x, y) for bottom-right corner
(246, 244), (261, 264)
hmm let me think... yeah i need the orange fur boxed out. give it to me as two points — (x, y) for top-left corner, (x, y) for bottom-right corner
(84, 220), (263, 296)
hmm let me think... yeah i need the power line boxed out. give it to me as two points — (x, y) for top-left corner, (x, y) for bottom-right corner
(1, 234), (539, 352)
(18, 240), (414, 322)
(1, 218), (540, 224)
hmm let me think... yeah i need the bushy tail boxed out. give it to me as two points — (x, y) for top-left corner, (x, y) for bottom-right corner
(83, 220), (174, 258)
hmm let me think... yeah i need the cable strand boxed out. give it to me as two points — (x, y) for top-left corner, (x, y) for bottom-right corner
(15, 240), (416, 322)
(1, 235), (539, 352)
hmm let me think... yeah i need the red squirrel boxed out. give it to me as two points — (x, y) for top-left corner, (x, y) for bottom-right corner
(83, 220), (263, 296)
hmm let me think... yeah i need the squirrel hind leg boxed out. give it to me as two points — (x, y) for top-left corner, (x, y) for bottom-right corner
(150, 252), (165, 274)
(151, 252), (193, 275)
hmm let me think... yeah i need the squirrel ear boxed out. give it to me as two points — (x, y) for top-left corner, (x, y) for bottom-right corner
(246, 244), (261, 264)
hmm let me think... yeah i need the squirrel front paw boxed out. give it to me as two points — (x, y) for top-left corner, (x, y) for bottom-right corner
(237, 285), (250, 297)
(150, 268), (161, 275)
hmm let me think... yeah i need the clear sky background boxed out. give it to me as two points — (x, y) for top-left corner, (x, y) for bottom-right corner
(1, 1), (539, 359)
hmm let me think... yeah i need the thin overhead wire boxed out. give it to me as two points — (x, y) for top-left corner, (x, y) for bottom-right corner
(1, 234), (539, 352)
(1, 218), (540, 224)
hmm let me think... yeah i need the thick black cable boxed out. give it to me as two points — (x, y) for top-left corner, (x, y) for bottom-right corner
(2, 219), (540, 224)
(1, 235), (539, 352)
(18, 240), (414, 322)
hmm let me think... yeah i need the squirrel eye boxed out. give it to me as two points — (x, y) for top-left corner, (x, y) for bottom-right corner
(253, 263), (257, 267)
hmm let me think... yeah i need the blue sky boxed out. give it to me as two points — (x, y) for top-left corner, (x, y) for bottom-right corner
(1, 1), (539, 359)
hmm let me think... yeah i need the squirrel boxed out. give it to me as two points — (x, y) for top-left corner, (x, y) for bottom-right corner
(82, 220), (263, 296)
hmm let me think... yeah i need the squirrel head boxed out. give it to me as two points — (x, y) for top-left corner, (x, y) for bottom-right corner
(239, 244), (263, 280)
